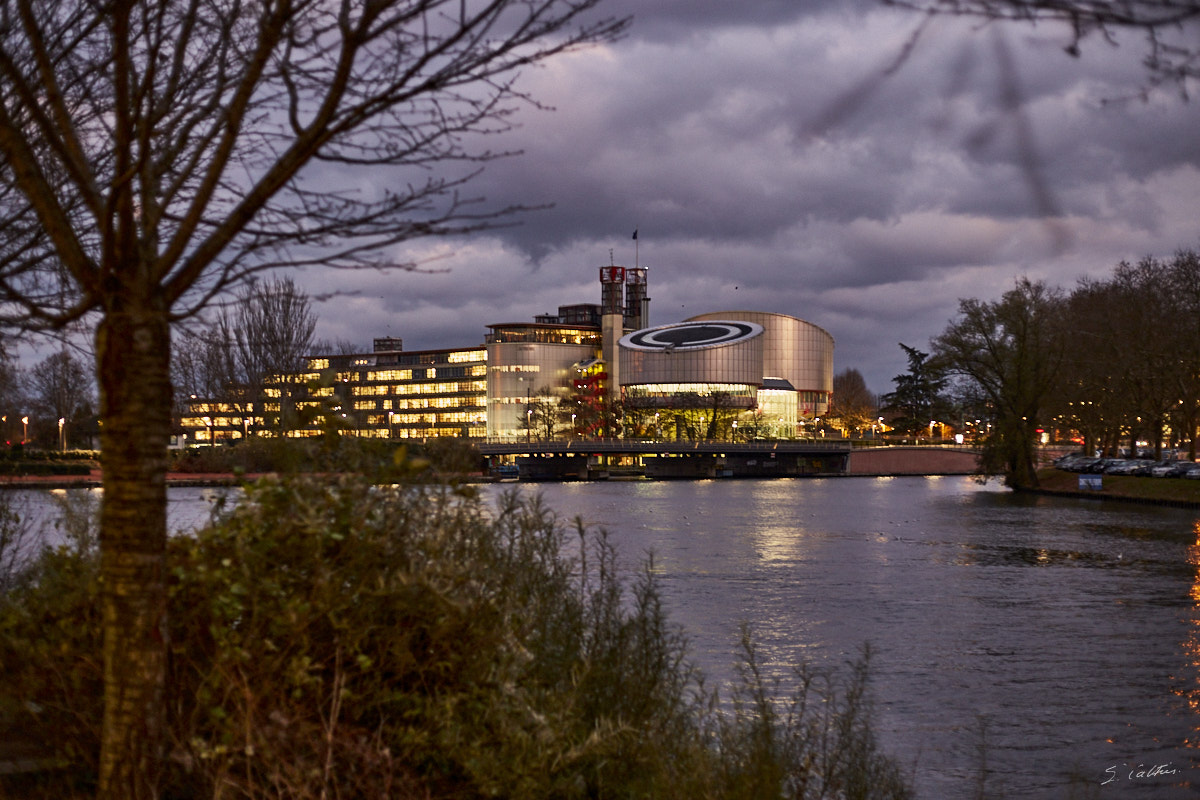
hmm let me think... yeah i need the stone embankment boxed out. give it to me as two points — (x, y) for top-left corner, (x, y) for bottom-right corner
(845, 446), (980, 477)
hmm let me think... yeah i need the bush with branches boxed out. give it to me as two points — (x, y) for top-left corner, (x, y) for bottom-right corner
(1, 476), (911, 799)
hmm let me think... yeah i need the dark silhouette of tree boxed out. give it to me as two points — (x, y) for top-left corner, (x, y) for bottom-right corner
(830, 368), (877, 437)
(880, 343), (949, 437)
(26, 348), (94, 449)
(0, 2), (627, 796)
(174, 277), (317, 434)
(883, 0), (1200, 94)
(932, 279), (1065, 487)
(0, 341), (24, 445)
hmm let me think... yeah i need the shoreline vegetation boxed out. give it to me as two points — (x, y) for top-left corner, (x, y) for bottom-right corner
(1, 471), (915, 799)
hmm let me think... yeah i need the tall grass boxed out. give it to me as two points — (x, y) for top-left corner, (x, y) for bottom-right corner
(0, 473), (912, 799)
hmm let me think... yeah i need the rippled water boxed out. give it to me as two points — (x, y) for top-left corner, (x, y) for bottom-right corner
(488, 476), (1200, 799)
(8, 477), (1199, 797)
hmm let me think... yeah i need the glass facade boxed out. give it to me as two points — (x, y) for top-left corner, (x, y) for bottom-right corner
(180, 346), (488, 442)
(178, 303), (835, 445)
(485, 323), (602, 440)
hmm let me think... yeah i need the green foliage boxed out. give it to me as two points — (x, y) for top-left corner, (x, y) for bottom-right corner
(0, 490), (103, 794)
(169, 436), (475, 481)
(1, 477), (913, 799)
(880, 344), (950, 437)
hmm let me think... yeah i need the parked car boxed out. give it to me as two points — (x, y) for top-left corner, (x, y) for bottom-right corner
(1150, 462), (1178, 478)
(1169, 461), (1200, 478)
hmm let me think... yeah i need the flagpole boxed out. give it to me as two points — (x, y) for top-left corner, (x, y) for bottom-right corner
(633, 227), (639, 267)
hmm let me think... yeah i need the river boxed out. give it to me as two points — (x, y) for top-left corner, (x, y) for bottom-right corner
(7, 476), (1200, 798)
(487, 476), (1200, 799)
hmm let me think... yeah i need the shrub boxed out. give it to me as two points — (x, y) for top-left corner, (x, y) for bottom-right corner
(1, 474), (912, 799)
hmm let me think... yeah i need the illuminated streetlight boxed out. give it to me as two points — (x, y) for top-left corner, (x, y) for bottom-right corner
(21, 415), (28, 443)
(58, 417), (65, 451)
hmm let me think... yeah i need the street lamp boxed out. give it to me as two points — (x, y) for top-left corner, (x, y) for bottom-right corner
(571, 413), (576, 438)
(21, 415), (27, 443)
(388, 410), (395, 439)
(58, 417), (65, 451)
(732, 420), (738, 442)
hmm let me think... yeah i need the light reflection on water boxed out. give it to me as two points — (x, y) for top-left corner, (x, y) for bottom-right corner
(488, 476), (1200, 800)
(8, 477), (1200, 798)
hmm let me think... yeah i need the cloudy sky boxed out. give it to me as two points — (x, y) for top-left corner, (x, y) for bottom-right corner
(301, 0), (1200, 396)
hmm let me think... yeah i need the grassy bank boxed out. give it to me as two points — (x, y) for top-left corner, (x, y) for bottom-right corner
(1031, 468), (1200, 508)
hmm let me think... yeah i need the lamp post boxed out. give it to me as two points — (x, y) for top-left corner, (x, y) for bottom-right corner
(732, 419), (738, 442)
(58, 417), (65, 452)
(21, 415), (27, 443)
(202, 416), (211, 444)
(243, 417), (250, 440)
(388, 410), (395, 439)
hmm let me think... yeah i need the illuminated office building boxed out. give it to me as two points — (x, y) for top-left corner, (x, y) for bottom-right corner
(485, 320), (601, 440)
(179, 267), (837, 444)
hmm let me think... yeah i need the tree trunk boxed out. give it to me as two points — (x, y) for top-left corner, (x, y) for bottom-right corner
(95, 308), (172, 800)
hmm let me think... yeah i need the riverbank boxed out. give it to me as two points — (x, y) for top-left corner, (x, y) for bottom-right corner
(0, 469), (265, 489)
(1019, 468), (1200, 509)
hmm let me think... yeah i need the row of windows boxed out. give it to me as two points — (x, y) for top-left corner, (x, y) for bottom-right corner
(364, 365), (487, 381)
(181, 416), (257, 429)
(351, 381), (486, 396)
(366, 411), (486, 426)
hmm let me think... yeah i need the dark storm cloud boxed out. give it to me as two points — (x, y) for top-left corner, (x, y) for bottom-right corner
(310, 2), (1200, 393)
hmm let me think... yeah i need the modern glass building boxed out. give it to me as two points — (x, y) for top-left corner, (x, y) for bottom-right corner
(180, 342), (488, 442)
(618, 320), (765, 409)
(485, 321), (601, 440)
(179, 273), (838, 445)
(686, 311), (834, 420)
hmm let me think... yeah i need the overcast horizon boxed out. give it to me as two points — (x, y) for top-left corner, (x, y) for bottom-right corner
(292, 2), (1199, 395)
(22, 2), (1197, 399)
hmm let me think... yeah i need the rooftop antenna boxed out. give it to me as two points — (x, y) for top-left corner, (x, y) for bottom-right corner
(609, 248), (614, 265)
(632, 227), (639, 267)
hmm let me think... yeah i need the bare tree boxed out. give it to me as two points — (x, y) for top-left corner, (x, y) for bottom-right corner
(0, 340), (24, 444)
(830, 368), (878, 437)
(26, 348), (94, 449)
(883, 0), (1200, 94)
(0, 2), (627, 796)
(224, 277), (316, 396)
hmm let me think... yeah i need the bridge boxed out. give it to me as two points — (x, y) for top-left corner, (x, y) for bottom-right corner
(478, 439), (980, 480)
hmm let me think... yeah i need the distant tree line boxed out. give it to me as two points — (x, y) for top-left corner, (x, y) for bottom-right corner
(0, 342), (96, 451)
(902, 249), (1200, 487)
